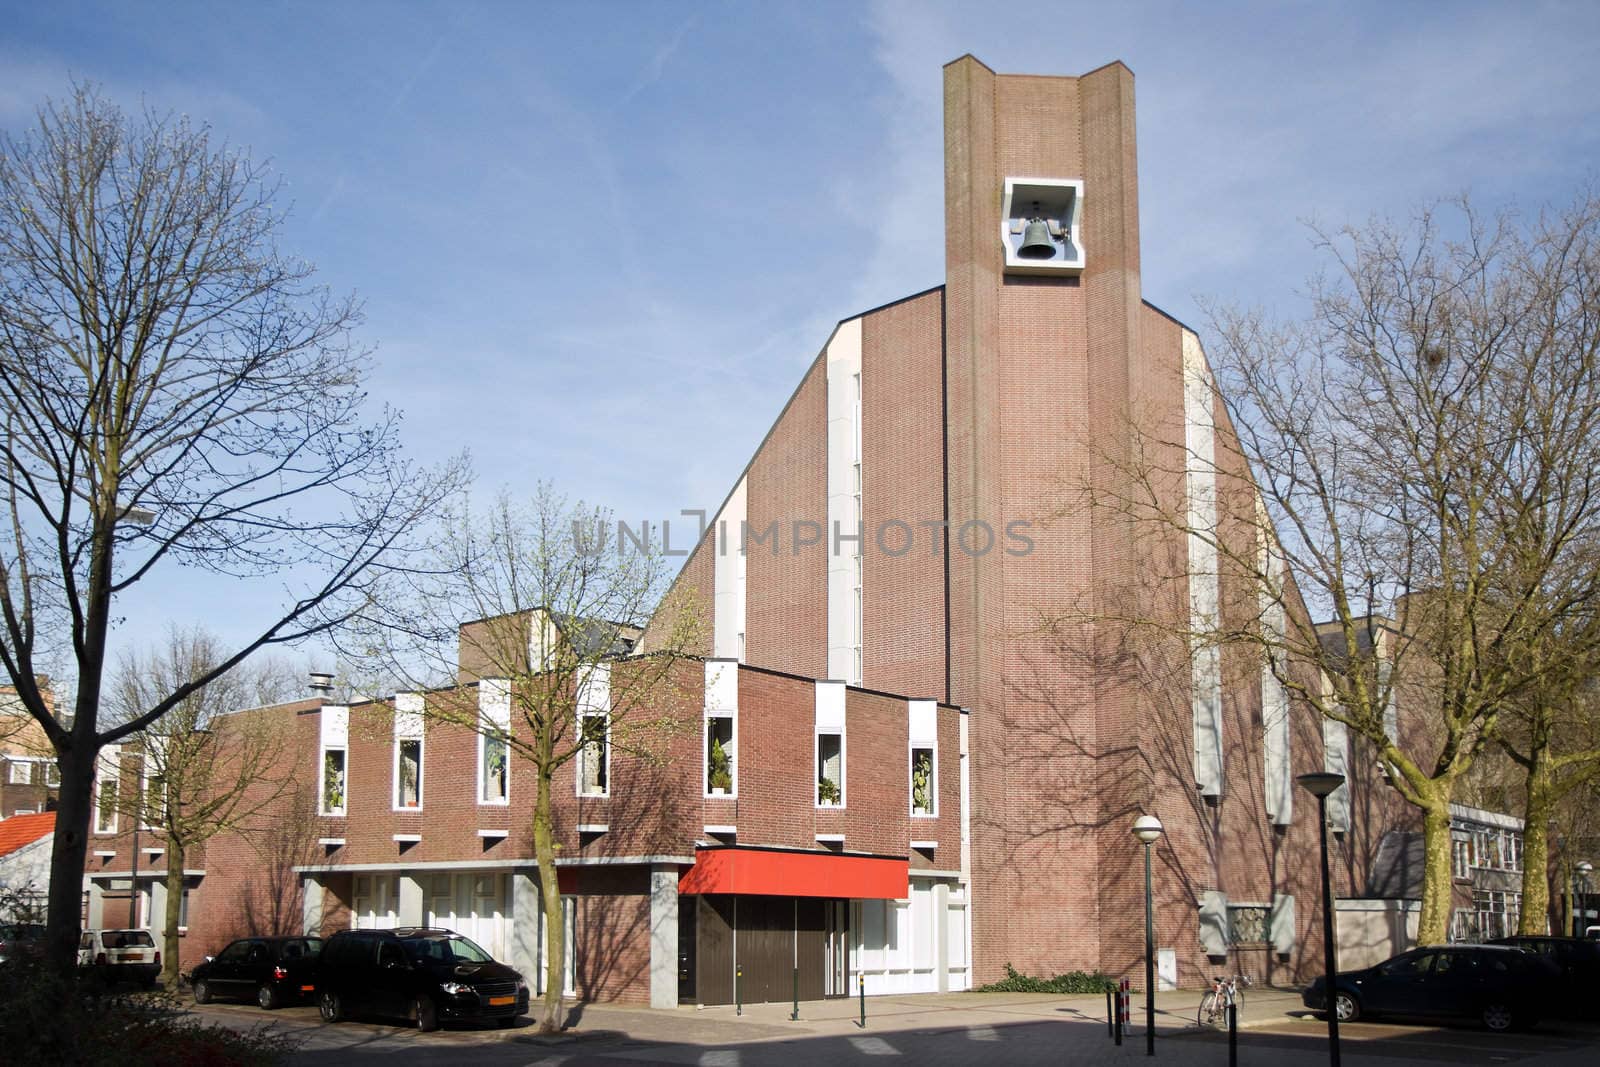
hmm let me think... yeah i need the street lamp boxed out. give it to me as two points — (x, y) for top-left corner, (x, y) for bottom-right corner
(1131, 814), (1163, 1057)
(1575, 861), (1594, 937)
(1298, 772), (1345, 1067)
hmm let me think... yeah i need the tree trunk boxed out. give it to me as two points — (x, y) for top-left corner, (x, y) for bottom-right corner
(534, 767), (564, 1034)
(1417, 797), (1455, 945)
(43, 746), (97, 976)
(1518, 759), (1555, 935)
(162, 838), (185, 989)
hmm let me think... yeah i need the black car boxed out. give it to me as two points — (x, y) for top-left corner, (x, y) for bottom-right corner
(190, 936), (323, 1009)
(316, 927), (527, 1031)
(0, 923), (46, 966)
(1303, 944), (1559, 1031)
(1490, 936), (1600, 1019)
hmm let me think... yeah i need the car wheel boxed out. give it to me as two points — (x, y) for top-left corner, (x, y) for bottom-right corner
(1333, 992), (1360, 1023)
(1482, 1001), (1514, 1032)
(192, 979), (212, 1005)
(257, 983), (279, 1010)
(319, 991), (343, 1023)
(414, 995), (439, 1033)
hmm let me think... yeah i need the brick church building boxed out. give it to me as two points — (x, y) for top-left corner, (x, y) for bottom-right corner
(81, 56), (1341, 1008)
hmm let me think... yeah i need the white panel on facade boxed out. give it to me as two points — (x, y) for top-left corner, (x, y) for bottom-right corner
(704, 660), (738, 715)
(1199, 890), (1229, 957)
(1323, 713), (1351, 832)
(577, 663), (610, 714)
(1184, 330), (1224, 797)
(478, 680), (511, 729)
(908, 699), (937, 746)
(320, 705), (349, 746)
(1262, 616), (1292, 825)
(712, 477), (748, 661)
(826, 317), (864, 684)
(815, 680), (847, 731)
(1271, 893), (1296, 956)
(394, 692), (424, 738)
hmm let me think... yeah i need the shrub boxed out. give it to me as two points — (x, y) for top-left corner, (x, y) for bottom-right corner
(975, 962), (1117, 994)
(0, 959), (298, 1067)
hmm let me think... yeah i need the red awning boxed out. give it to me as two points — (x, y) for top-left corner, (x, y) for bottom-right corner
(678, 846), (908, 899)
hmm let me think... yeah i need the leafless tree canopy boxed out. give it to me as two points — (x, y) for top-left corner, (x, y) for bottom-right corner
(0, 83), (460, 971)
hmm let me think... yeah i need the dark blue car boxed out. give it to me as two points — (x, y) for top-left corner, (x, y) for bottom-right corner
(1302, 944), (1558, 1032)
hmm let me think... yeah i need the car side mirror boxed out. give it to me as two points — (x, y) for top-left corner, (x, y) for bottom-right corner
(204, 955), (215, 963)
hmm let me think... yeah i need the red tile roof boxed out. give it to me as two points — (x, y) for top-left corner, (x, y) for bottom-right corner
(0, 811), (54, 858)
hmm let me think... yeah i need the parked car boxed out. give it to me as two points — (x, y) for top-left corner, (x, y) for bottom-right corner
(316, 927), (527, 1031)
(190, 936), (323, 1009)
(1490, 936), (1600, 1020)
(1302, 944), (1558, 1032)
(77, 929), (160, 986)
(0, 923), (46, 966)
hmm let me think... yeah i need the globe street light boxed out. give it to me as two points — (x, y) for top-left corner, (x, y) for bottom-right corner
(1131, 814), (1163, 1057)
(1298, 772), (1345, 1067)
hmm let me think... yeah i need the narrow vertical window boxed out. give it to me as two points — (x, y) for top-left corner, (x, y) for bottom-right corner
(94, 768), (119, 834)
(908, 698), (938, 817)
(706, 716), (735, 796)
(321, 749), (347, 815)
(479, 680), (511, 805)
(910, 748), (935, 815)
(397, 739), (422, 808)
(817, 732), (843, 807)
(578, 714), (608, 796)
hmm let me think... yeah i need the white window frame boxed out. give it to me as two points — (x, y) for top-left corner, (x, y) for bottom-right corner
(909, 699), (938, 818)
(577, 712), (609, 797)
(393, 693), (425, 812)
(816, 729), (845, 809)
(478, 680), (511, 807)
(704, 713), (737, 798)
(7, 759), (30, 785)
(320, 747), (348, 816)
(93, 748), (120, 835)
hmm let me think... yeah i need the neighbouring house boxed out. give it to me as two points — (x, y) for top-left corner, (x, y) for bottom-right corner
(82, 55), (1349, 1006)
(0, 811), (54, 920)
(2, 681), (59, 819)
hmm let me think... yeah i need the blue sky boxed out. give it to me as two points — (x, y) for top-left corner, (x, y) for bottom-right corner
(5, 0), (1599, 680)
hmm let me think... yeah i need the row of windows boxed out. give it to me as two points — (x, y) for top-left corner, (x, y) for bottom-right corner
(89, 751), (165, 835)
(1452, 890), (1522, 942)
(1452, 828), (1523, 878)
(5, 756), (58, 786)
(316, 713), (937, 817)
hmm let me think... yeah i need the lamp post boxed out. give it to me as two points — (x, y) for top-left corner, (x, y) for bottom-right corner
(1575, 861), (1594, 937)
(1298, 772), (1345, 1067)
(1131, 814), (1164, 1057)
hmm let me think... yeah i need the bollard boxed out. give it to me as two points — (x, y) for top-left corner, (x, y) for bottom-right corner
(1106, 986), (1115, 1039)
(858, 972), (867, 1028)
(736, 964), (742, 1017)
(1114, 987), (1123, 1046)
(790, 967), (799, 1021)
(1228, 1000), (1238, 1065)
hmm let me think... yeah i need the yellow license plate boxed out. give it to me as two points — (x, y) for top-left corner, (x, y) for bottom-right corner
(488, 995), (514, 1006)
(300, 985), (315, 992)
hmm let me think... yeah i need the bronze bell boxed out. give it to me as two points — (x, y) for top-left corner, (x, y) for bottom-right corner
(1018, 216), (1056, 259)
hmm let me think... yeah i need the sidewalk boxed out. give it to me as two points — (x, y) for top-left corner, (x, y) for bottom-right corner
(536, 984), (1312, 1049)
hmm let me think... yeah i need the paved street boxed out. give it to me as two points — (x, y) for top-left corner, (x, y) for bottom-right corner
(187, 987), (1600, 1066)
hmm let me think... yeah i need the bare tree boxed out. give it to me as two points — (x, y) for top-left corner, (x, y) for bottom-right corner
(360, 484), (701, 1033)
(108, 628), (300, 989)
(0, 85), (462, 973)
(1082, 195), (1600, 945)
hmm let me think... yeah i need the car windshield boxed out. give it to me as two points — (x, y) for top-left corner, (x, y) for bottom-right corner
(400, 934), (495, 964)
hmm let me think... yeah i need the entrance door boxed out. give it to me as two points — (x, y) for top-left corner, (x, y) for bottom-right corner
(678, 896), (698, 1003)
(824, 900), (849, 997)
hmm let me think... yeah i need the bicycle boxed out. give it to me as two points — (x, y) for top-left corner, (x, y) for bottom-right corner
(1197, 973), (1252, 1030)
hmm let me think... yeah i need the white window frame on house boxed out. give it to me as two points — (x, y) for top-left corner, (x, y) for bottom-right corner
(93, 747), (120, 835)
(815, 680), (846, 809)
(7, 759), (30, 785)
(1452, 833), (1471, 880)
(140, 739), (165, 831)
(577, 712), (609, 797)
(478, 680), (512, 807)
(704, 660), (738, 798)
(319, 705), (349, 817)
(909, 699), (938, 818)
(393, 693), (425, 811)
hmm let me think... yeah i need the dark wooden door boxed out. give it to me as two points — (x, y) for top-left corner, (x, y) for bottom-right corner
(696, 895), (735, 1006)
